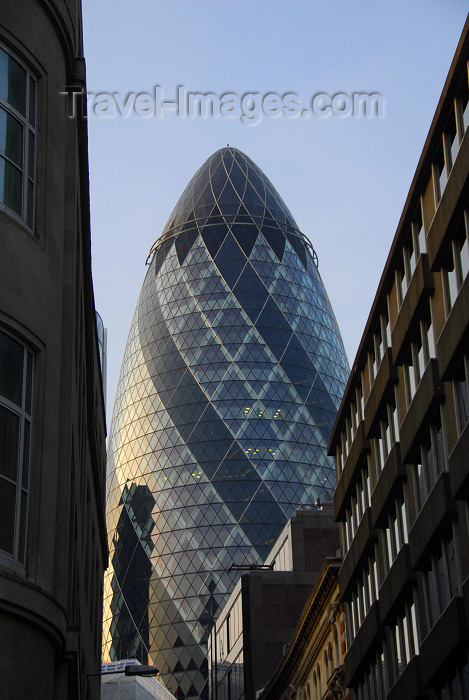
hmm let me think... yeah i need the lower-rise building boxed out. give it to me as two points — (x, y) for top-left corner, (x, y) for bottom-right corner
(208, 507), (339, 700)
(329, 15), (469, 700)
(258, 558), (346, 700)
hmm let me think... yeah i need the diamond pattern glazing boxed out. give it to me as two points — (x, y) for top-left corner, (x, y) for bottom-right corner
(103, 148), (349, 699)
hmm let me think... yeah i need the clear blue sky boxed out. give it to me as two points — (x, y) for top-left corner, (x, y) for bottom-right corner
(81, 1), (468, 419)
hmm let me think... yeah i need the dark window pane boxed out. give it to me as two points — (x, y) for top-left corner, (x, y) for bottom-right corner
(0, 47), (26, 116)
(447, 539), (459, 596)
(462, 663), (469, 699)
(286, 232), (307, 269)
(437, 551), (448, 610)
(436, 425), (446, 473)
(0, 330), (24, 405)
(427, 570), (438, 626)
(0, 49), (7, 99)
(427, 443), (436, 491)
(0, 155), (22, 215)
(0, 405), (20, 481)
(0, 107), (23, 166)
(0, 477), (16, 554)
(452, 675), (461, 700)
(7, 55), (26, 115)
(25, 351), (33, 413)
(456, 379), (469, 429)
(261, 225), (286, 261)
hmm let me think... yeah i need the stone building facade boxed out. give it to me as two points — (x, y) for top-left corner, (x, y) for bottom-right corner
(0, 2), (107, 698)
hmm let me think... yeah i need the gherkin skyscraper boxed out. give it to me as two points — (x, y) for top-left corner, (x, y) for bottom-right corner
(103, 147), (349, 698)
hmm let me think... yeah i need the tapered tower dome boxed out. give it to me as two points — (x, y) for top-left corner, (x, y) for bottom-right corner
(103, 147), (349, 699)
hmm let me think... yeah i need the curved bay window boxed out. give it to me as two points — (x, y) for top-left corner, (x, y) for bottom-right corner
(0, 329), (33, 564)
(0, 45), (36, 228)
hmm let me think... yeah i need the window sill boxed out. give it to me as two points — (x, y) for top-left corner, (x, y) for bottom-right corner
(408, 471), (456, 571)
(0, 205), (38, 243)
(0, 551), (26, 578)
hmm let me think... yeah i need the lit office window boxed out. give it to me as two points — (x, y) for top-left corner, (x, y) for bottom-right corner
(0, 329), (33, 563)
(0, 46), (36, 228)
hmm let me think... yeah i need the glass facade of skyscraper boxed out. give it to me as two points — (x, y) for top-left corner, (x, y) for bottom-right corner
(103, 147), (349, 699)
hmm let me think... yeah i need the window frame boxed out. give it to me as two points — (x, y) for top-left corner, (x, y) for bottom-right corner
(388, 595), (419, 683)
(0, 43), (37, 229)
(403, 303), (436, 408)
(424, 528), (461, 630)
(442, 211), (469, 317)
(453, 353), (469, 435)
(413, 411), (447, 512)
(0, 327), (33, 567)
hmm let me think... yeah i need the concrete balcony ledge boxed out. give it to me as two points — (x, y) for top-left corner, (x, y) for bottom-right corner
(419, 596), (468, 688)
(371, 442), (406, 529)
(364, 348), (398, 438)
(427, 129), (469, 271)
(378, 545), (415, 625)
(391, 254), (434, 366)
(399, 359), (444, 465)
(437, 271), (469, 381)
(344, 601), (381, 688)
(409, 472), (456, 571)
(386, 654), (421, 700)
(334, 421), (370, 521)
(339, 508), (377, 599)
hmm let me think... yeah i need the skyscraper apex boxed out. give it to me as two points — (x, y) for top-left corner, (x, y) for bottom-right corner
(103, 148), (349, 698)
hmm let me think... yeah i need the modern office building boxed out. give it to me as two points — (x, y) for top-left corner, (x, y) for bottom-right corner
(329, 16), (469, 700)
(258, 558), (346, 700)
(0, 2), (107, 699)
(103, 147), (349, 699)
(208, 507), (340, 700)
